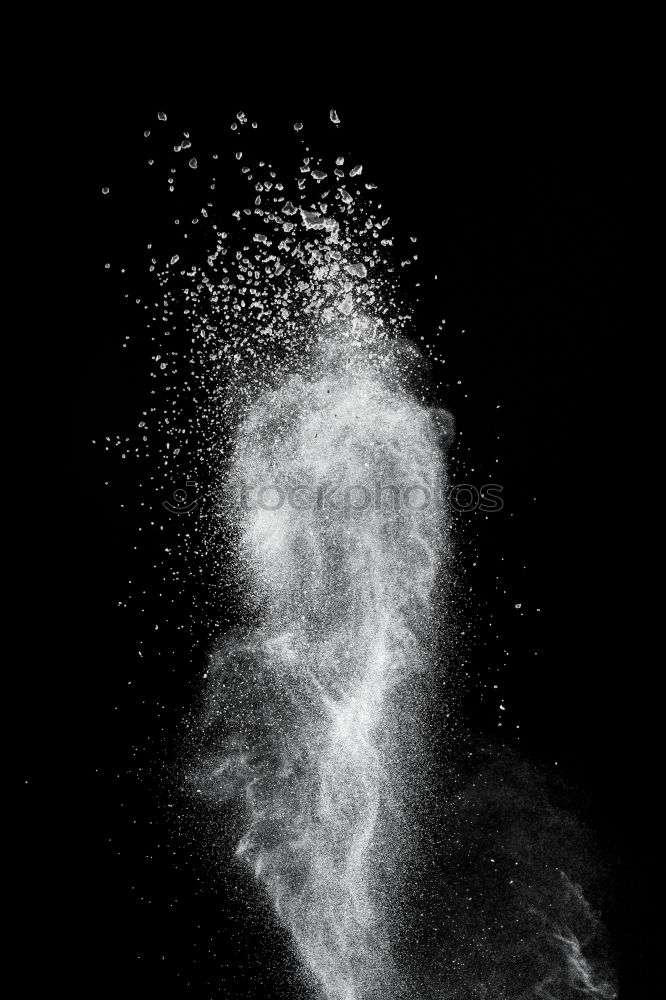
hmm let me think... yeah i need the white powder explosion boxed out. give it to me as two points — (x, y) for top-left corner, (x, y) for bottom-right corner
(106, 108), (617, 998)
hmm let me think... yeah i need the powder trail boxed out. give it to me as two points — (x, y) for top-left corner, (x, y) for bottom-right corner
(198, 338), (450, 999)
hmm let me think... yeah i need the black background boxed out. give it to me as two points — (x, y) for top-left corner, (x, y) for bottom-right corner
(19, 86), (649, 997)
